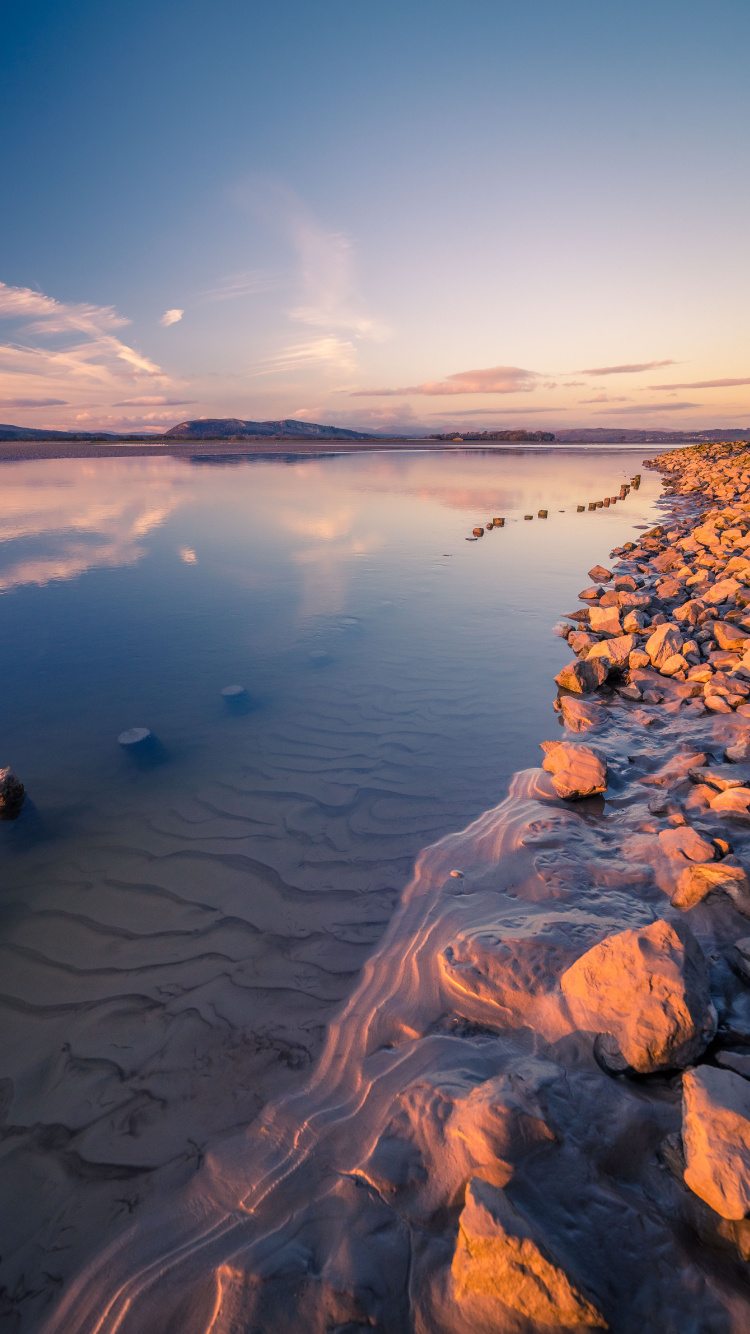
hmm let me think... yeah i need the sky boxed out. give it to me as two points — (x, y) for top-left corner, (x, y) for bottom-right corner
(1, 0), (749, 437)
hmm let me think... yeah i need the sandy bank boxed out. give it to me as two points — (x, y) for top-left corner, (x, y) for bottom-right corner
(0, 437), (686, 464)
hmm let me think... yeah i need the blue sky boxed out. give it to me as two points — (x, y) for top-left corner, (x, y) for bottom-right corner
(1, 0), (749, 434)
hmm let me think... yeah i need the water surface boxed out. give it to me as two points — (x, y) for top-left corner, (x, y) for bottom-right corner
(0, 447), (663, 1328)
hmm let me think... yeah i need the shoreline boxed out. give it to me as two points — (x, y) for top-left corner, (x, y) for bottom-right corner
(42, 440), (750, 1334)
(0, 437), (697, 463)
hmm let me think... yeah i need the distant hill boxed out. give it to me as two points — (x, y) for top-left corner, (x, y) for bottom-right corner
(0, 423), (122, 441)
(164, 418), (374, 440)
(552, 427), (750, 443)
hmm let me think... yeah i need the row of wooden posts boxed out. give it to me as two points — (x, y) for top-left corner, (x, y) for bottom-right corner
(469, 475), (641, 539)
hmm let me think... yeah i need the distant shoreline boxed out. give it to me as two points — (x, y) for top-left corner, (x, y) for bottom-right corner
(0, 436), (707, 463)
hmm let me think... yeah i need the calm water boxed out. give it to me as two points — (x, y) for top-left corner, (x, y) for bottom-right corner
(0, 447), (664, 1329)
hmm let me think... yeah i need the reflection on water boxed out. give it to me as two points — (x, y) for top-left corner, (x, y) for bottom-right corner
(0, 459), (192, 592)
(0, 448), (663, 1331)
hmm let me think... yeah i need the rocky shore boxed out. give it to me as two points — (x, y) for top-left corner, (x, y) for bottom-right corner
(43, 441), (750, 1334)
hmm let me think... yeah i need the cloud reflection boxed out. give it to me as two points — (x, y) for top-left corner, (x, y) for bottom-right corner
(0, 459), (191, 593)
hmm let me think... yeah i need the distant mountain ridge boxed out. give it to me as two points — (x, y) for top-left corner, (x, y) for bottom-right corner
(164, 418), (374, 440)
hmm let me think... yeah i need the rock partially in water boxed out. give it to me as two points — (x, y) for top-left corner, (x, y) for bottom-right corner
(588, 565), (612, 584)
(555, 658), (609, 694)
(560, 697), (607, 733)
(560, 919), (716, 1073)
(672, 861), (750, 914)
(541, 742), (608, 800)
(0, 766), (25, 819)
(452, 1177), (607, 1328)
(683, 1066), (750, 1219)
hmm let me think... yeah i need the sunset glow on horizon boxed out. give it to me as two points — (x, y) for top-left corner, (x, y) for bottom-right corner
(2, 0), (749, 436)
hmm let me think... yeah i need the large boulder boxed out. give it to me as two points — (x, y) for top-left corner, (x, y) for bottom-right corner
(541, 743), (608, 800)
(645, 622), (683, 669)
(555, 658), (609, 694)
(452, 1178), (607, 1327)
(683, 1066), (750, 1219)
(560, 919), (716, 1073)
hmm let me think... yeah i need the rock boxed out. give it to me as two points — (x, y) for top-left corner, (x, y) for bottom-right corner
(586, 634), (637, 668)
(704, 578), (741, 605)
(541, 743), (608, 800)
(560, 697), (607, 732)
(560, 919), (716, 1073)
(629, 649), (651, 669)
(452, 1178), (607, 1328)
(660, 653), (689, 676)
(579, 586), (602, 602)
(569, 631), (599, 655)
(614, 575), (638, 591)
(619, 590), (651, 610)
(657, 825), (717, 863)
(587, 565), (612, 583)
(714, 622), (750, 650)
(672, 861), (750, 914)
(726, 735), (750, 763)
(0, 767), (25, 819)
(555, 658), (609, 694)
(657, 577), (683, 600)
(589, 605), (623, 636)
(645, 622), (684, 669)
(710, 788), (750, 815)
(683, 1066), (750, 1219)
(674, 599), (704, 626)
(732, 937), (750, 981)
(688, 764), (750, 791)
(623, 609), (650, 633)
(705, 695), (735, 713)
(599, 590), (620, 608)
(118, 727), (152, 748)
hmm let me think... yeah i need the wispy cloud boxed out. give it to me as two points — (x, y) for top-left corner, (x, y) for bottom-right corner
(160, 309), (183, 326)
(258, 336), (358, 374)
(579, 394), (631, 404)
(648, 377), (750, 390)
(351, 365), (541, 397)
(0, 279), (186, 430)
(580, 360), (676, 376)
(0, 396), (69, 407)
(112, 396), (196, 406)
(594, 401), (699, 414)
(194, 270), (278, 303)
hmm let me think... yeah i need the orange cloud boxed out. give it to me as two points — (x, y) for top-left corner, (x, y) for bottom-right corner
(351, 365), (539, 396)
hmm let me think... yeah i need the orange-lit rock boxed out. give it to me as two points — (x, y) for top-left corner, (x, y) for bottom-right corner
(672, 860), (750, 913)
(683, 1066), (750, 1219)
(541, 742), (607, 800)
(555, 658), (609, 694)
(452, 1178), (607, 1327)
(645, 622), (683, 669)
(560, 919), (715, 1072)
